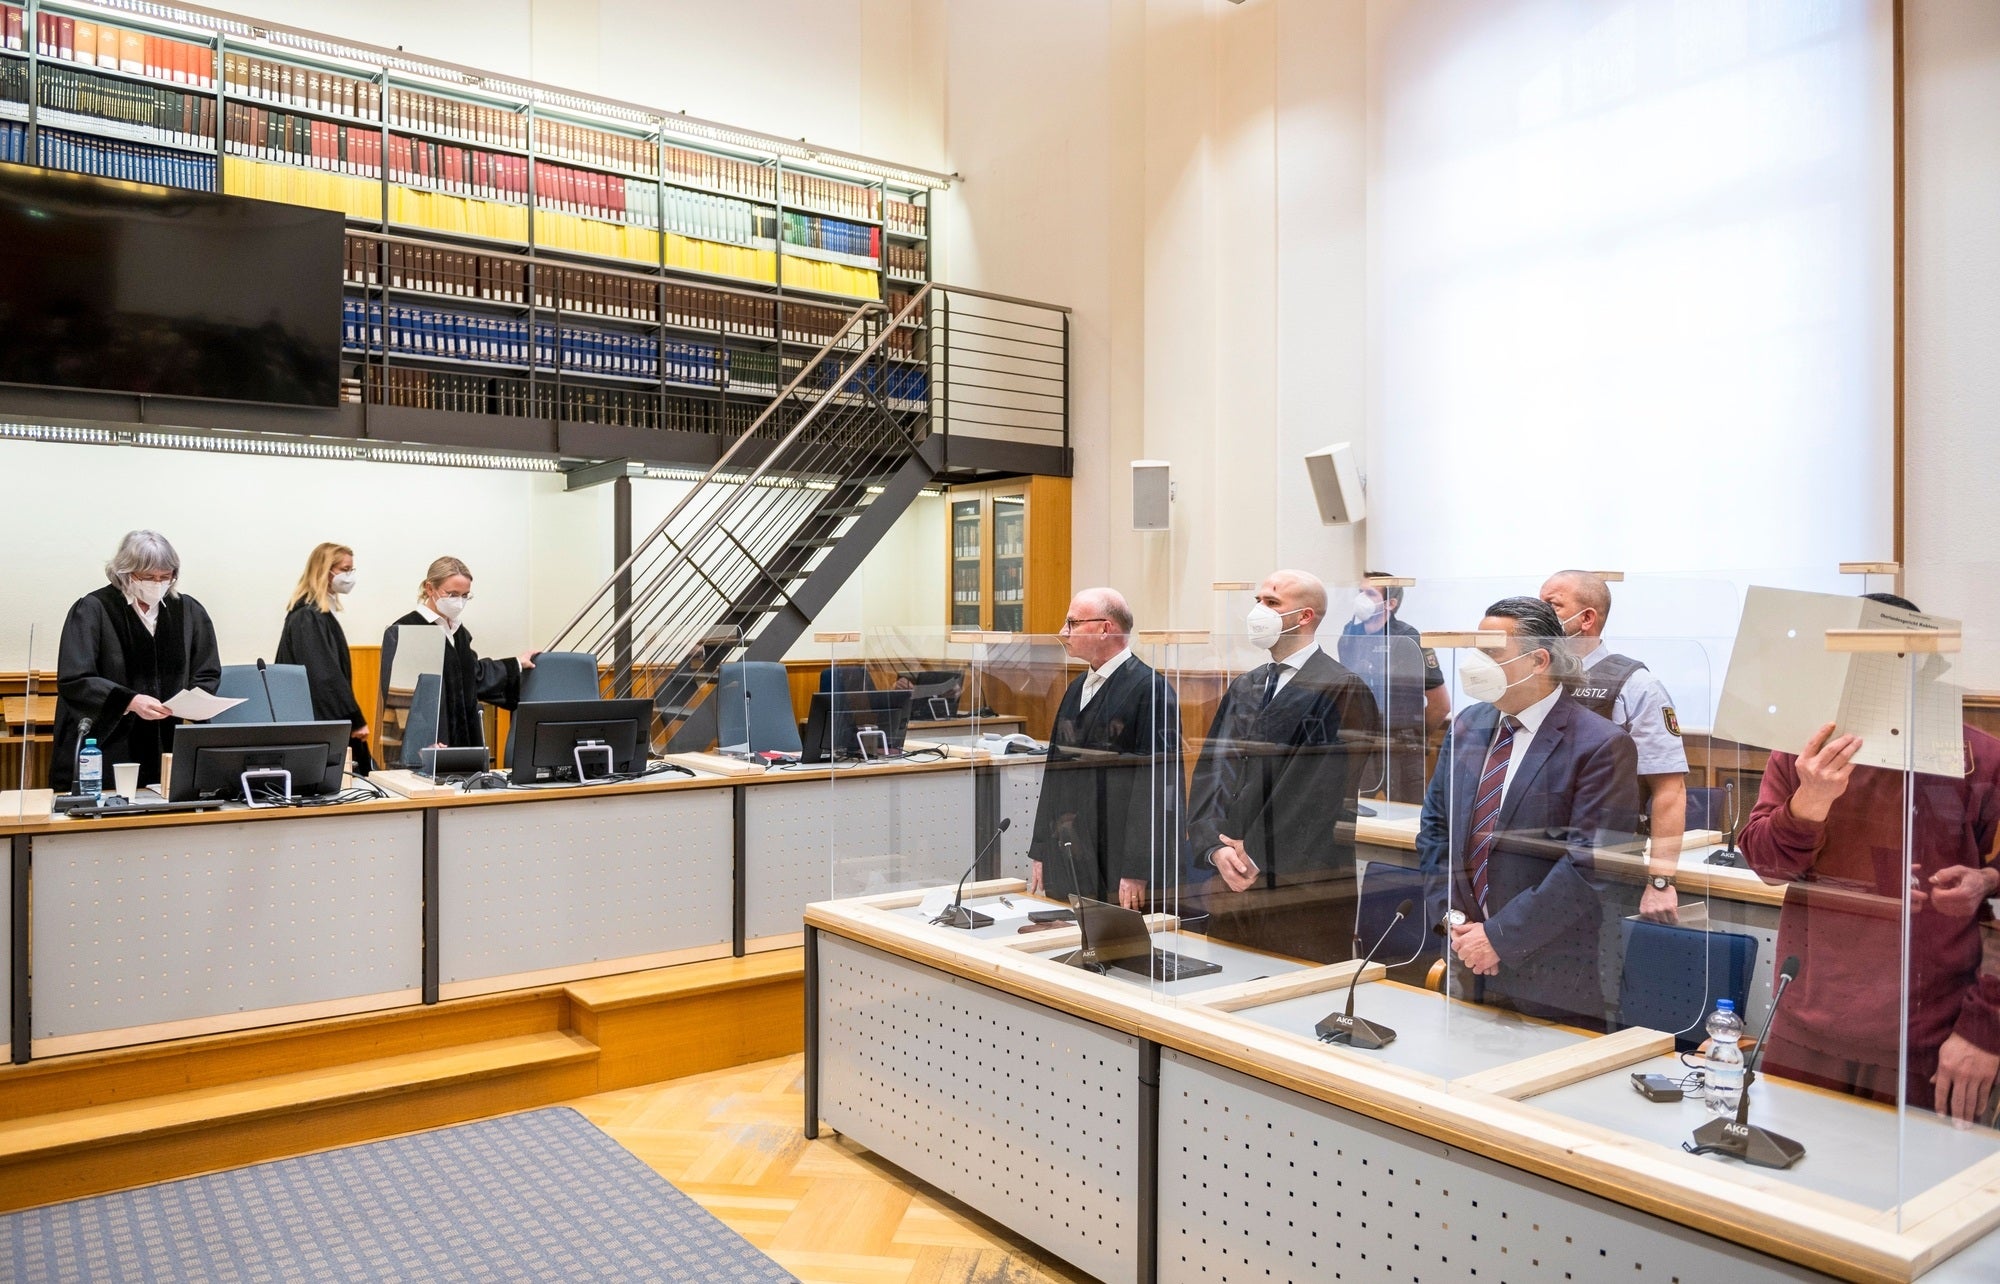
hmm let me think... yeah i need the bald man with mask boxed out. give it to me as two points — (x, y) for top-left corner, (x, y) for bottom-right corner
(1186, 570), (1381, 962)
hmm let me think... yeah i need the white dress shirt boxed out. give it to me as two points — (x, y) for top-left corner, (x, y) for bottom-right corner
(1266, 640), (1319, 697)
(416, 601), (460, 637)
(1497, 685), (1563, 801)
(1079, 647), (1132, 709)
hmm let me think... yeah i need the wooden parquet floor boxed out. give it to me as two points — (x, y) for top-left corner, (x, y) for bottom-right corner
(565, 1054), (1097, 1284)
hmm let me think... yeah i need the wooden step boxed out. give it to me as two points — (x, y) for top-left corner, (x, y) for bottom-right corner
(0, 1030), (597, 1166)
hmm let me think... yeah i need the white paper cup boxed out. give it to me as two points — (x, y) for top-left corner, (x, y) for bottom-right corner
(112, 762), (141, 800)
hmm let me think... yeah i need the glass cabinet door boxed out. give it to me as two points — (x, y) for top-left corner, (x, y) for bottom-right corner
(992, 493), (1026, 633)
(951, 497), (985, 628)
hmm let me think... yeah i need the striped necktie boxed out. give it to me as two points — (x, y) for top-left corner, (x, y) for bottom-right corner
(1466, 715), (1520, 915)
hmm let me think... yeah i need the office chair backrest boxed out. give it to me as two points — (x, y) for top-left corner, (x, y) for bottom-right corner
(505, 651), (602, 767)
(717, 661), (802, 755)
(211, 663), (315, 724)
(400, 672), (445, 768)
(1617, 920), (1759, 1050)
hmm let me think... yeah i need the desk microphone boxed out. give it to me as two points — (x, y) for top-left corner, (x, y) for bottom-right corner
(256, 658), (278, 721)
(1705, 780), (1746, 867)
(934, 817), (1011, 930)
(53, 716), (97, 812)
(1316, 897), (1413, 1049)
(1685, 955), (1805, 1169)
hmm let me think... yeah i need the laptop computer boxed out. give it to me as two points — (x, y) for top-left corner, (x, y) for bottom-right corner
(1056, 897), (1223, 983)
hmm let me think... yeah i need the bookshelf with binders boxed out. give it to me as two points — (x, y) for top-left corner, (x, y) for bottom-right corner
(4, 0), (941, 437)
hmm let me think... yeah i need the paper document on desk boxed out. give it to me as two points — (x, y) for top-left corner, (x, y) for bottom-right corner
(163, 688), (244, 722)
(1714, 587), (1963, 776)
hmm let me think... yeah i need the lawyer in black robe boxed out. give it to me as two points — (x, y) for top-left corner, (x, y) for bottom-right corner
(1185, 647), (1381, 962)
(51, 585), (221, 790)
(277, 601), (372, 774)
(379, 613), (522, 750)
(1027, 653), (1185, 904)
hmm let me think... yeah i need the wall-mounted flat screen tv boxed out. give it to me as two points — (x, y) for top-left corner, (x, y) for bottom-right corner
(0, 162), (342, 407)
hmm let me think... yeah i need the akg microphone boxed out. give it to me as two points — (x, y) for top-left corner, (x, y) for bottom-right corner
(256, 658), (278, 721)
(1685, 955), (1805, 1169)
(54, 716), (97, 812)
(934, 817), (1012, 929)
(1316, 898), (1413, 1049)
(1705, 779), (1745, 867)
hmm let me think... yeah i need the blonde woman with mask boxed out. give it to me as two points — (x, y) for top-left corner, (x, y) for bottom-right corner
(276, 542), (372, 773)
(379, 556), (538, 749)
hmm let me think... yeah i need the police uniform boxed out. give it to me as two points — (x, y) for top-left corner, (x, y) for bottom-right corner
(1565, 642), (1687, 780)
(1336, 615), (1444, 802)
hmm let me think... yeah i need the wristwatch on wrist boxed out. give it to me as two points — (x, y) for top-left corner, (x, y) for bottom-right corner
(1648, 874), (1673, 892)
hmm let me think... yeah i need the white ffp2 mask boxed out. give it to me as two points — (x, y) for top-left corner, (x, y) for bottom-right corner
(1458, 649), (1536, 704)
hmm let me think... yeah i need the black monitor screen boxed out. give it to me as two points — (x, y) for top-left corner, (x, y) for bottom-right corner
(0, 162), (342, 406)
(511, 698), (654, 781)
(168, 721), (350, 801)
(802, 689), (913, 763)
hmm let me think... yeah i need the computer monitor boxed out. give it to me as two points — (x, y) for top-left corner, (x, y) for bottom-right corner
(168, 721), (351, 802)
(510, 698), (653, 782)
(800, 689), (913, 763)
(899, 669), (965, 718)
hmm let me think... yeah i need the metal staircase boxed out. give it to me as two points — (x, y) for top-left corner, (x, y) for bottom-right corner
(545, 287), (942, 751)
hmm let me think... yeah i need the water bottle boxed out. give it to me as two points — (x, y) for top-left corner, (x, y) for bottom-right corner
(1704, 998), (1745, 1117)
(77, 738), (104, 800)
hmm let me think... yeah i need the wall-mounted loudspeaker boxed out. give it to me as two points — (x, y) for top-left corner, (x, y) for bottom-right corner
(1132, 460), (1172, 531)
(1304, 443), (1365, 526)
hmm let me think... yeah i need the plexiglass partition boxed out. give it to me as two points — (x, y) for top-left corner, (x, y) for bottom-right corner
(381, 621), (448, 771)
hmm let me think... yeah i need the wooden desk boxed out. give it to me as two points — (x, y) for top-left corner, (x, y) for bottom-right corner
(806, 886), (2000, 1283)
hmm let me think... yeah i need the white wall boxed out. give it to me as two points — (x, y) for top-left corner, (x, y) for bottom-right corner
(1905, 1), (2000, 688)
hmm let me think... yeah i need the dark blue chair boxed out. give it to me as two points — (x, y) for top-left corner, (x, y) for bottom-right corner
(817, 664), (875, 694)
(211, 663), (315, 724)
(1617, 920), (1758, 1050)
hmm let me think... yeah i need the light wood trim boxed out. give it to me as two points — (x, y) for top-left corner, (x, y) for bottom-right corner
(1586, 571), (1627, 582)
(1452, 1026), (1673, 1100)
(1191, 960), (1386, 1012)
(947, 630), (1019, 644)
(565, 949), (801, 1013)
(1134, 629), (1210, 645)
(865, 877), (1028, 911)
(1363, 576), (1416, 588)
(744, 931), (806, 953)
(1891, 1151), (2000, 1276)
(660, 751), (766, 777)
(0, 1031), (595, 1164)
(368, 768), (458, 799)
(0, 790), (52, 821)
(1841, 562), (1902, 576)
(1211, 581), (1255, 591)
(33, 989), (423, 1060)
(998, 912), (1180, 953)
(1421, 630), (1505, 649)
(1826, 628), (1960, 653)
(436, 943), (734, 1002)
(812, 631), (862, 644)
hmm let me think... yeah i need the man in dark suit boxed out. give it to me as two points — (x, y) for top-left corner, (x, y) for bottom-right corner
(1417, 596), (1640, 1027)
(1028, 587), (1182, 909)
(1186, 570), (1382, 962)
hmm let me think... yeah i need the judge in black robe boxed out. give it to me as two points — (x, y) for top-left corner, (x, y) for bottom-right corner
(51, 534), (221, 791)
(1186, 582), (1381, 963)
(1027, 588), (1184, 908)
(380, 611), (523, 751)
(276, 544), (372, 774)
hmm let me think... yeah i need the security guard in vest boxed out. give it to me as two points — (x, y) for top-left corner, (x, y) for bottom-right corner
(1538, 569), (1688, 924)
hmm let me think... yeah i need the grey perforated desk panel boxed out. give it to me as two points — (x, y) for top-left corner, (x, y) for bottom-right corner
(1533, 1051), (2000, 1213)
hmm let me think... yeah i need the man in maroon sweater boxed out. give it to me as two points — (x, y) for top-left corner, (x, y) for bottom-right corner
(1742, 706), (2000, 1120)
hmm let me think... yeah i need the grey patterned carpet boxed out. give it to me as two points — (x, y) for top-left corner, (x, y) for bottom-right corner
(1, 1106), (800, 1282)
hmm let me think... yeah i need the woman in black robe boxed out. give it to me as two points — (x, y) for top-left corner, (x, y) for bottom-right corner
(379, 555), (536, 751)
(51, 530), (222, 791)
(276, 541), (373, 774)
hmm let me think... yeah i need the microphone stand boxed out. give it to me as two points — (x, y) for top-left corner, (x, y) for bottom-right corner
(1316, 898), (1413, 1049)
(1685, 956), (1806, 1169)
(934, 817), (1011, 929)
(256, 658), (279, 721)
(53, 716), (97, 813)
(1704, 779), (1746, 867)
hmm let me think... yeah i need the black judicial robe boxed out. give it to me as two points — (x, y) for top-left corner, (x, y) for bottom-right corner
(277, 601), (372, 773)
(379, 612), (521, 750)
(51, 585), (221, 790)
(1027, 655), (1184, 902)
(1185, 648), (1382, 883)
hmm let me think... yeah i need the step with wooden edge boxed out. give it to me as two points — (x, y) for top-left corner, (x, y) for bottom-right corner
(0, 1030), (597, 1167)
